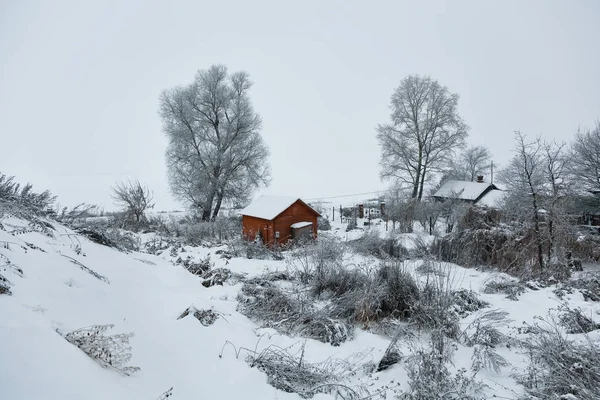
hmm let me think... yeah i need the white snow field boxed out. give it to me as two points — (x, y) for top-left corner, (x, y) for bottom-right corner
(1, 214), (599, 399)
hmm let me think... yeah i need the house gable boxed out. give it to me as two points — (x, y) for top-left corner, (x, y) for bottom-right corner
(240, 195), (320, 220)
(433, 180), (499, 203)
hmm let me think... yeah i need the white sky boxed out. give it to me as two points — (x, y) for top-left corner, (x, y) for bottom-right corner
(1, 0), (599, 211)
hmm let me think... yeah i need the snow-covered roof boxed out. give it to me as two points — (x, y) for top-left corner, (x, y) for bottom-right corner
(291, 221), (312, 229)
(477, 189), (505, 208)
(240, 195), (318, 220)
(433, 180), (498, 201)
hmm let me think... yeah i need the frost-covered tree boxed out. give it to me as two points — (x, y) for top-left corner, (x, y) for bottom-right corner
(543, 141), (569, 261)
(377, 75), (469, 201)
(569, 120), (600, 193)
(448, 146), (492, 182)
(110, 179), (154, 223)
(499, 133), (570, 269)
(160, 65), (270, 221)
(500, 132), (546, 269)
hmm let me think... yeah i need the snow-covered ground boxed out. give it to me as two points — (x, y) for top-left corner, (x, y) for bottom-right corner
(1, 215), (599, 399)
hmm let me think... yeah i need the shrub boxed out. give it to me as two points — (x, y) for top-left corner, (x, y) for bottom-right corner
(567, 271), (600, 302)
(516, 315), (600, 399)
(318, 217), (331, 231)
(179, 254), (213, 276)
(348, 230), (388, 258)
(375, 262), (420, 319)
(61, 324), (139, 375)
(433, 225), (535, 274)
(312, 265), (368, 298)
(557, 304), (600, 334)
(461, 309), (511, 374)
(470, 344), (510, 375)
(346, 219), (358, 232)
(220, 343), (369, 399)
(410, 280), (460, 339)
(76, 226), (140, 252)
(451, 289), (490, 317)
(482, 275), (526, 301)
(408, 265), (464, 339)
(400, 331), (485, 400)
(237, 279), (352, 346)
(0, 273), (11, 295)
(461, 309), (511, 347)
(201, 268), (232, 287)
(286, 236), (346, 284)
(177, 306), (221, 326)
(229, 238), (282, 260)
(0, 173), (56, 218)
(323, 261), (421, 326)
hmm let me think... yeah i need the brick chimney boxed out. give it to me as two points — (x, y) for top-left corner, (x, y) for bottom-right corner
(477, 175), (484, 183)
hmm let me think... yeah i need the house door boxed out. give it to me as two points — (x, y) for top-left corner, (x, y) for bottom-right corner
(263, 224), (269, 243)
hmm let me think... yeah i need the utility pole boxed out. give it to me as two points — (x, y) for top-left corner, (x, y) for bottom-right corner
(332, 206), (335, 222)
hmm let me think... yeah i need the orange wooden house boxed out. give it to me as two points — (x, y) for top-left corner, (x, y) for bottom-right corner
(240, 195), (320, 246)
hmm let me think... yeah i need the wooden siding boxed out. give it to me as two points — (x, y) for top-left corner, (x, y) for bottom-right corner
(242, 199), (319, 246)
(241, 215), (274, 244)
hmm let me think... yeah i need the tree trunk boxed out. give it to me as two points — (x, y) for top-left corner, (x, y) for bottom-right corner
(531, 192), (545, 271)
(412, 153), (423, 199)
(212, 190), (224, 221)
(418, 164), (428, 201)
(201, 189), (216, 222)
(547, 216), (554, 262)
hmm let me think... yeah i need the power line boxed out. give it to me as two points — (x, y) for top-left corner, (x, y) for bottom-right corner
(304, 190), (383, 201)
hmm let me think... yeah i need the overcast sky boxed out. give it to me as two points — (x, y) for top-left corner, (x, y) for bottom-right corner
(1, 0), (599, 211)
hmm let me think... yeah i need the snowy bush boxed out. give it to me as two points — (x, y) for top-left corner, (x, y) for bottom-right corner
(179, 254), (213, 276)
(75, 226), (140, 252)
(286, 236), (346, 284)
(482, 275), (526, 300)
(237, 279), (352, 346)
(229, 238), (280, 260)
(375, 262), (420, 319)
(569, 234), (600, 262)
(516, 315), (600, 399)
(220, 343), (368, 399)
(177, 306), (221, 326)
(179, 216), (241, 245)
(433, 226), (534, 274)
(557, 303), (600, 334)
(0, 173), (56, 218)
(201, 267), (232, 287)
(461, 309), (511, 374)
(410, 279), (461, 339)
(400, 331), (486, 400)
(0, 273), (11, 295)
(461, 309), (511, 347)
(561, 271), (600, 302)
(321, 261), (421, 326)
(348, 230), (408, 259)
(470, 344), (510, 375)
(61, 324), (139, 376)
(317, 217), (331, 231)
(451, 289), (490, 317)
(312, 264), (368, 298)
(345, 218), (358, 231)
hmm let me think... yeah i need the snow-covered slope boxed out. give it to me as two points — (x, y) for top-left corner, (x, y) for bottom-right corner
(1, 215), (599, 399)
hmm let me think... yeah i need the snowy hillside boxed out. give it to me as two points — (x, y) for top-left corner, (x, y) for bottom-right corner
(1, 214), (600, 399)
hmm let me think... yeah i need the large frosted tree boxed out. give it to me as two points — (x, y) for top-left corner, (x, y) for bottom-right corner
(377, 75), (469, 200)
(569, 120), (600, 194)
(160, 65), (270, 221)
